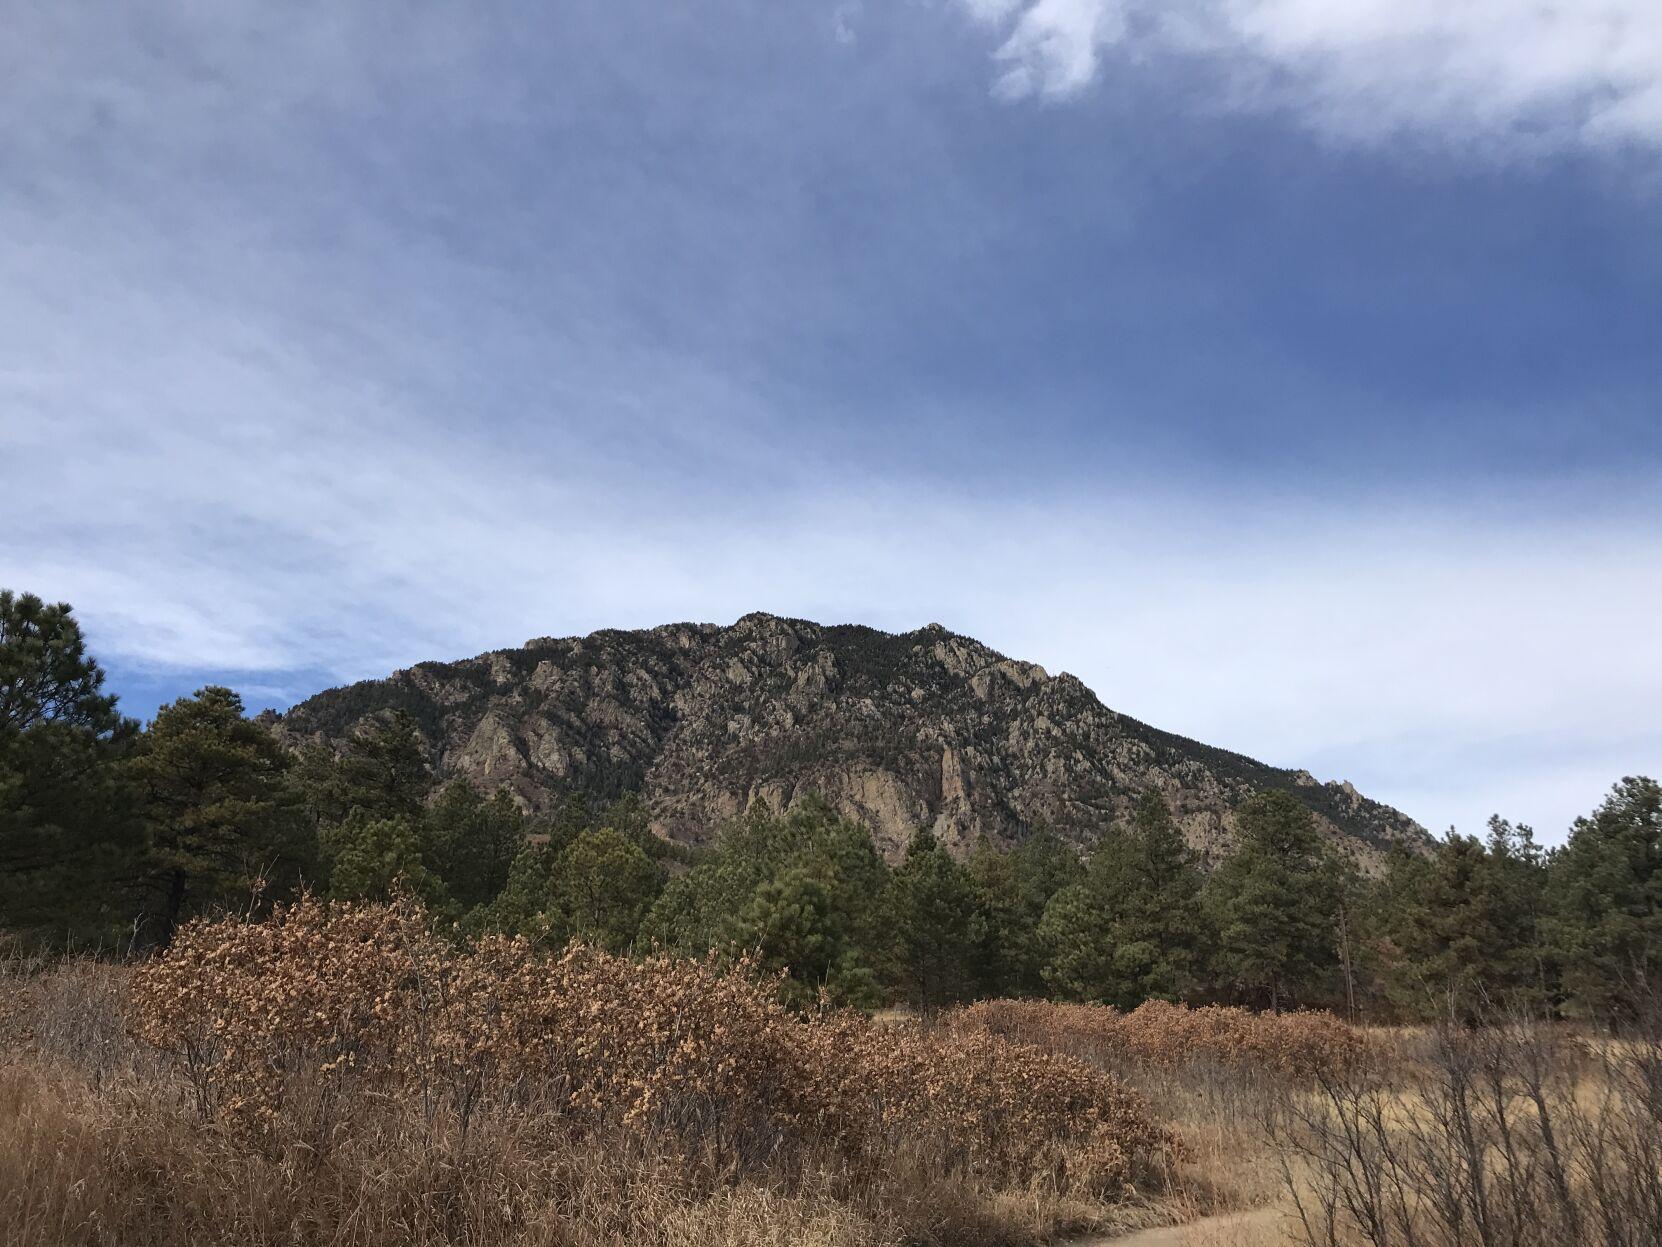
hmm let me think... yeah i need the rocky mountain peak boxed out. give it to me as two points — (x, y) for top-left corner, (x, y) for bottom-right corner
(276, 615), (1430, 867)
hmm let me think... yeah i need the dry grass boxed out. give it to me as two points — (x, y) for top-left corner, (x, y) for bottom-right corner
(0, 900), (1181, 1247)
(951, 1001), (1662, 1246)
(940, 1000), (1338, 1240)
(1266, 1015), (1662, 1247)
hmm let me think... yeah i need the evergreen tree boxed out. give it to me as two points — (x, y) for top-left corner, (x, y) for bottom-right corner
(299, 710), (433, 826)
(638, 799), (794, 956)
(1550, 776), (1662, 1018)
(422, 779), (524, 912)
(1040, 791), (1208, 1007)
(321, 812), (443, 905)
(638, 796), (892, 1004)
(968, 836), (1028, 996)
(475, 838), (568, 944)
(890, 827), (983, 1011)
(1373, 820), (1550, 1016)
(969, 824), (1085, 997)
(0, 591), (138, 942)
(553, 827), (663, 952)
(1204, 790), (1340, 1010)
(127, 687), (309, 946)
(729, 859), (881, 1008)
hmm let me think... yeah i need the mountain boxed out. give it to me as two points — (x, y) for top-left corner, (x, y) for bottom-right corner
(275, 613), (1429, 866)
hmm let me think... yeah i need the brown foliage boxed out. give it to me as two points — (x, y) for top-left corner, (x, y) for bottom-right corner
(948, 998), (1365, 1080)
(126, 898), (1177, 1202)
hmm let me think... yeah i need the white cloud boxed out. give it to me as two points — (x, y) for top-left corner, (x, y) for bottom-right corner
(964, 0), (1662, 151)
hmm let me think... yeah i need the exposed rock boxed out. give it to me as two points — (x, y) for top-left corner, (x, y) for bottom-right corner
(276, 613), (1430, 867)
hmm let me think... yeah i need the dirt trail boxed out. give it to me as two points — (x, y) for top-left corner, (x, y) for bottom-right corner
(1077, 1206), (1284, 1247)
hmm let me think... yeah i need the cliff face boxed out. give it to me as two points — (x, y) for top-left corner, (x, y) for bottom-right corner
(276, 613), (1429, 866)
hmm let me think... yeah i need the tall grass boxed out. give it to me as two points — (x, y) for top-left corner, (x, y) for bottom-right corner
(1267, 1011), (1662, 1247)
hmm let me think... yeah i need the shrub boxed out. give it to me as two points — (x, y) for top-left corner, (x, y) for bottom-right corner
(128, 898), (1177, 1201)
(948, 998), (1364, 1080)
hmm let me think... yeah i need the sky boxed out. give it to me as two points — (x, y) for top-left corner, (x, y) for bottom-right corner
(2, 1), (1659, 842)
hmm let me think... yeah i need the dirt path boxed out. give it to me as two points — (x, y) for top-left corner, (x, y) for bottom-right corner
(1076, 1206), (1285, 1247)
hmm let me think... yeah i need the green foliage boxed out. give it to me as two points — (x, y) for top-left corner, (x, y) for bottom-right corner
(0, 590), (124, 738)
(969, 825), (1085, 997)
(1040, 791), (1208, 1007)
(640, 796), (892, 1007)
(321, 812), (444, 905)
(1204, 790), (1342, 1010)
(1549, 776), (1662, 1018)
(729, 861), (880, 1008)
(0, 591), (139, 944)
(554, 827), (663, 952)
(302, 733), (525, 923)
(890, 827), (983, 1011)
(299, 711), (434, 826)
(422, 780), (523, 912)
(127, 686), (310, 946)
(1371, 818), (1550, 1016)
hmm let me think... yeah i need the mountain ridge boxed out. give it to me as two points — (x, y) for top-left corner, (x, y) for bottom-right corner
(274, 612), (1430, 866)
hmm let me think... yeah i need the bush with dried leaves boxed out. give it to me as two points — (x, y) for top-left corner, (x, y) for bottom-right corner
(948, 998), (1364, 1080)
(129, 897), (1177, 1202)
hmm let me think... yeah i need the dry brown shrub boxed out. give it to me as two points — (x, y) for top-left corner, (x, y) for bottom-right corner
(807, 1012), (1177, 1197)
(949, 999), (1364, 1081)
(126, 898), (1177, 1204)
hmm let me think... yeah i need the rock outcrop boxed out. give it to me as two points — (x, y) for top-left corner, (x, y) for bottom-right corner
(276, 613), (1429, 866)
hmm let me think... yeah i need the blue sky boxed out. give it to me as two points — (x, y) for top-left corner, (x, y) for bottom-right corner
(3, 1), (1659, 840)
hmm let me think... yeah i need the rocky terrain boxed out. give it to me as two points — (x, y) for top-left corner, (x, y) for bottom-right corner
(275, 613), (1429, 865)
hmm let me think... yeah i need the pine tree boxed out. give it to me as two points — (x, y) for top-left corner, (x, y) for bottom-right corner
(422, 779), (524, 912)
(1205, 790), (1340, 1011)
(968, 836), (1028, 996)
(636, 796), (893, 1003)
(1040, 791), (1208, 1007)
(475, 839), (568, 945)
(730, 860), (880, 1008)
(127, 687), (309, 946)
(322, 812), (444, 905)
(1550, 776), (1662, 1018)
(969, 824), (1086, 996)
(0, 591), (138, 943)
(890, 828), (983, 1011)
(1374, 820), (1550, 1017)
(299, 710), (433, 827)
(553, 827), (663, 952)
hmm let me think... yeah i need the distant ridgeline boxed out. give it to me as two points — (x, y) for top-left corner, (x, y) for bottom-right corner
(274, 612), (1431, 867)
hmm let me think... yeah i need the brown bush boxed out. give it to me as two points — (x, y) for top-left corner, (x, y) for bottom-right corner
(807, 1012), (1177, 1197)
(127, 898), (1177, 1203)
(948, 998), (1365, 1080)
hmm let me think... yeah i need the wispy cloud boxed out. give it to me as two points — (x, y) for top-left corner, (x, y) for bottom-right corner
(961, 1), (1662, 152)
(9, 308), (1658, 844)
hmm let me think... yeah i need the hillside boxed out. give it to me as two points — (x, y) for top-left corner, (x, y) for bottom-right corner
(275, 613), (1429, 865)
